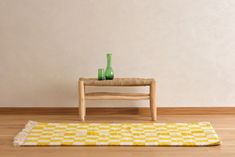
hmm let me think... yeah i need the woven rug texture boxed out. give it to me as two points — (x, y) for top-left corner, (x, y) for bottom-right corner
(14, 121), (220, 146)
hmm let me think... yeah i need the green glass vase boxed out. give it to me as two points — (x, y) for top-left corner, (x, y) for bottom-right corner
(105, 53), (114, 80)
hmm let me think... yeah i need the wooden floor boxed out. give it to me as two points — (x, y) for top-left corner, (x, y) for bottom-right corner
(1, 114), (235, 157)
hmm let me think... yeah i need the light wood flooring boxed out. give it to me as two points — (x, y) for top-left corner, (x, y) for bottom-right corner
(1, 114), (235, 157)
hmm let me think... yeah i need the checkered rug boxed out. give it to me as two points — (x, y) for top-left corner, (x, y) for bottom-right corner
(14, 121), (220, 146)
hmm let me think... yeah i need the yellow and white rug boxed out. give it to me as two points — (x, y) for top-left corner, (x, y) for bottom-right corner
(14, 121), (220, 146)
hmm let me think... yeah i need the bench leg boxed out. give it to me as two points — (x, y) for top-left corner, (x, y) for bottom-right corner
(150, 80), (157, 121)
(79, 80), (85, 121)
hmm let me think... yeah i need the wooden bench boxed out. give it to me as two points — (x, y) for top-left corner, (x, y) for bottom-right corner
(78, 78), (157, 121)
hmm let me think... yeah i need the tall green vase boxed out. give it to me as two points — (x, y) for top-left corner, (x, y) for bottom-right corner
(105, 53), (114, 80)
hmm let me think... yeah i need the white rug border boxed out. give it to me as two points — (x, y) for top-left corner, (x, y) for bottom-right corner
(14, 120), (38, 146)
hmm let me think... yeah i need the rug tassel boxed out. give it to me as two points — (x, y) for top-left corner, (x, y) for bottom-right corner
(13, 120), (37, 146)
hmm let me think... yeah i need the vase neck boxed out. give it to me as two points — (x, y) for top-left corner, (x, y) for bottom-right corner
(107, 54), (112, 67)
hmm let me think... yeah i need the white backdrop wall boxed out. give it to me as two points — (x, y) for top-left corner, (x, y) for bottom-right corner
(1, 0), (235, 107)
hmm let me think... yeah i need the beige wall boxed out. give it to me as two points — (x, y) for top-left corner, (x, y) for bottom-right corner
(1, 0), (235, 107)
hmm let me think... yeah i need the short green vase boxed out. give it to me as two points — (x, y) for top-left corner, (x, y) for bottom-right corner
(105, 53), (114, 80)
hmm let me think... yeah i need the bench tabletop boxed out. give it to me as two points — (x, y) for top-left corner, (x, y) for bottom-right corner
(79, 78), (155, 86)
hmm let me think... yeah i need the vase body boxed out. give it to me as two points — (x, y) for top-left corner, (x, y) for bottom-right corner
(105, 53), (114, 80)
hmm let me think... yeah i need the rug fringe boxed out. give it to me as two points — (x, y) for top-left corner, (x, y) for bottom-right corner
(13, 120), (38, 146)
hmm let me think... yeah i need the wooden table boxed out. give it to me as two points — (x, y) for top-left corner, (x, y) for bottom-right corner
(78, 78), (157, 121)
